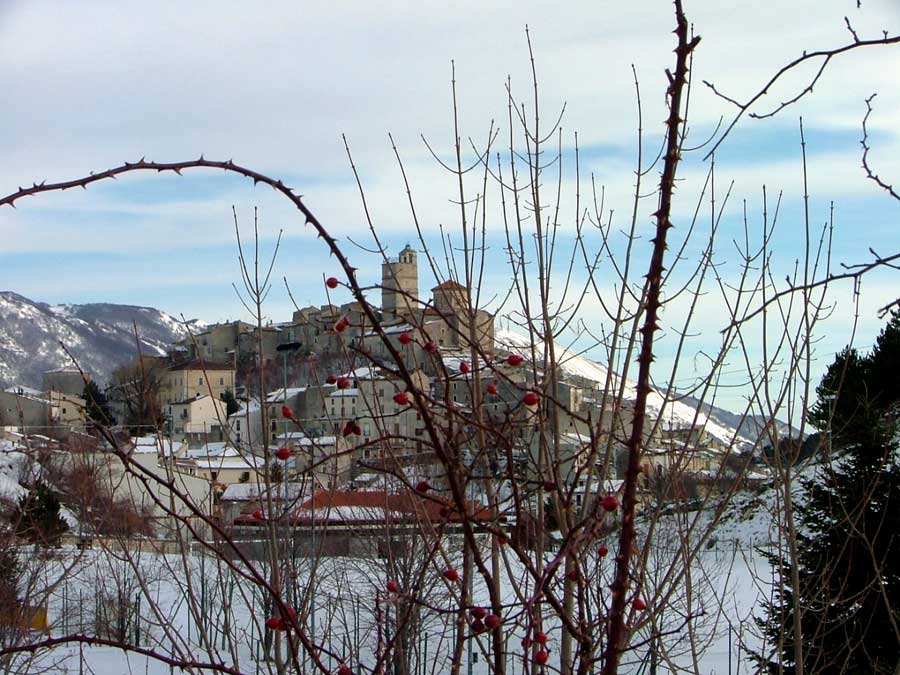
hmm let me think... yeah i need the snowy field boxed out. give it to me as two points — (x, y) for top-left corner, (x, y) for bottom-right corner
(8, 523), (775, 674)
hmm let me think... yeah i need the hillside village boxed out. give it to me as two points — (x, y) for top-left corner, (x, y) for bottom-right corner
(0, 248), (761, 541)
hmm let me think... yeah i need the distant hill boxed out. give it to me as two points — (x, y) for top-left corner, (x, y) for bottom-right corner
(0, 291), (206, 389)
(680, 394), (801, 446)
(495, 329), (799, 448)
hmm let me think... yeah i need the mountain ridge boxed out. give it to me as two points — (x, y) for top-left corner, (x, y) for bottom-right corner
(0, 291), (205, 390)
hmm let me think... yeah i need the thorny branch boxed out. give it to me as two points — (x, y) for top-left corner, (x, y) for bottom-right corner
(601, 2), (700, 673)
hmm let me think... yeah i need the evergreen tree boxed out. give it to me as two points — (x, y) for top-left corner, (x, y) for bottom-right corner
(15, 481), (69, 546)
(220, 389), (240, 417)
(868, 309), (900, 408)
(754, 317), (900, 673)
(82, 380), (113, 425)
(0, 541), (20, 609)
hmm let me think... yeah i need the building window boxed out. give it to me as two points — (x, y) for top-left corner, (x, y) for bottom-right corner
(219, 377), (224, 386)
(211, 471), (218, 481)
(198, 377), (204, 386)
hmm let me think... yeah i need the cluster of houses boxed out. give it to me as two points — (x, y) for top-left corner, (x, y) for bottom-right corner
(1, 246), (747, 542)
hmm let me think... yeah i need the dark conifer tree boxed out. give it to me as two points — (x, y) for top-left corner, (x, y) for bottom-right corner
(220, 389), (240, 417)
(15, 481), (69, 546)
(754, 315), (900, 673)
(82, 380), (113, 425)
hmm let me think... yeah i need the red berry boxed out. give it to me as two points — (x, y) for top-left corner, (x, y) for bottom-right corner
(386, 580), (399, 593)
(335, 319), (347, 333)
(598, 545), (609, 557)
(439, 506), (451, 518)
(486, 384), (498, 395)
(459, 360), (470, 374)
(534, 631), (548, 645)
(266, 616), (284, 631)
(602, 495), (619, 512)
(326, 374), (337, 384)
(352, 422), (362, 435)
(523, 392), (540, 406)
(471, 618), (486, 634)
(424, 341), (438, 353)
(471, 607), (487, 620)
(484, 614), (500, 629)
(252, 510), (263, 521)
(275, 447), (291, 461)
(443, 568), (459, 582)
(632, 597), (647, 611)
(566, 570), (579, 582)
(343, 422), (358, 437)
(399, 332), (412, 345)
(521, 637), (532, 648)
(535, 649), (549, 665)
(543, 480), (556, 491)
(415, 480), (430, 493)
(337, 377), (351, 390)
(281, 405), (293, 419)
(507, 354), (523, 367)
(393, 391), (410, 405)
(337, 666), (352, 675)
(326, 276), (339, 289)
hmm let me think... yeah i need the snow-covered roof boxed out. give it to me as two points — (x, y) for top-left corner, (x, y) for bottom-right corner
(265, 387), (307, 403)
(129, 436), (179, 455)
(337, 366), (384, 381)
(273, 434), (338, 447)
(221, 481), (311, 501)
(4, 385), (43, 397)
(559, 432), (592, 446)
(363, 323), (412, 337)
(440, 354), (474, 372)
(329, 389), (359, 398)
(273, 431), (308, 441)
(185, 442), (236, 458)
(193, 455), (264, 470)
(1, 389), (51, 405)
(300, 435), (336, 446)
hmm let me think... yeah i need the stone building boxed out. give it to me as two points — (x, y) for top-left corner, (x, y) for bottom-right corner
(43, 368), (90, 398)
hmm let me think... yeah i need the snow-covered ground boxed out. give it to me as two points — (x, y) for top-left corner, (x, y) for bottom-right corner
(6, 506), (777, 675)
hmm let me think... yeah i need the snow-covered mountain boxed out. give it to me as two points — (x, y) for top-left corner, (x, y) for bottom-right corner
(495, 329), (749, 445)
(0, 291), (206, 389)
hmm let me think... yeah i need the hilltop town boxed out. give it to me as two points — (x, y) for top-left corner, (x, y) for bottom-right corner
(0, 247), (759, 544)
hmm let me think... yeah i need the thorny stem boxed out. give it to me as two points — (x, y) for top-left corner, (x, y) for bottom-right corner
(600, 2), (700, 673)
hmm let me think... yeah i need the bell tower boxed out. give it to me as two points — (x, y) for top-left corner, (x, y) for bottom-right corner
(382, 244), (419, 319)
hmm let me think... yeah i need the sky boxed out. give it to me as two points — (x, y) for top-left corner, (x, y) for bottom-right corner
(1, 0), (899, 413)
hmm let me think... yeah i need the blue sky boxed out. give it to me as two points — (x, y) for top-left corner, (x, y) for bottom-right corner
(1, 0), (899, 412)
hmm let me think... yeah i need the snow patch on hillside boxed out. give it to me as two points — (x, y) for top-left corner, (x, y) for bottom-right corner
(495, 329), (746, 445)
